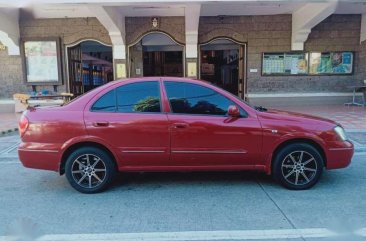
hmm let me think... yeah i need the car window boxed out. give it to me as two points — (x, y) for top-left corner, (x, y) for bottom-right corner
(90, 89), (116, 112)
(116, 81), (161, 113)
(164, 81), (243, 116)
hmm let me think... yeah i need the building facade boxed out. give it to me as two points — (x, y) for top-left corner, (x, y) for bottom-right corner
(1, 1), (366, 105)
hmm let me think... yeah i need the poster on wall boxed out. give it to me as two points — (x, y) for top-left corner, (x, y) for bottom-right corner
(309, 52), (353, 74)
(22, 38), (62, 84)
(201, 63), (215, 75)
(262, 53), (307, 75)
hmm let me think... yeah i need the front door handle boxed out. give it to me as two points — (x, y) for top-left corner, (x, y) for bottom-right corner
(172, 123), (189, 129)
(93, 121), (109, 127)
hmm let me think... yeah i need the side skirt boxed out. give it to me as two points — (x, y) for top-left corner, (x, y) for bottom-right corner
(118, 165), (267, 173)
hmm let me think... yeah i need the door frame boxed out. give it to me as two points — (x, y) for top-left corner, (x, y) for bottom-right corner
(127, 31), (186, 78)
(198, 37), (247, 100)
(65, 39), (113, 93)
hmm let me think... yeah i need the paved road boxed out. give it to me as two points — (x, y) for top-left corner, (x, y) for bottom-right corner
(0, 134), (365, 241)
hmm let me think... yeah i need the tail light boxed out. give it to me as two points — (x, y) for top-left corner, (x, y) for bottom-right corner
(19, 114), (29, 137)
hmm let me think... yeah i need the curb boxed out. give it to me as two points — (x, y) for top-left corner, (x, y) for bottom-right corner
(0, 128), (18, 137)
(355, 147), (366, 153)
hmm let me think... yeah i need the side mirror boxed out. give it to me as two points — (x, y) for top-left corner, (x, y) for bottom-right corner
(228, 105), (240, 117)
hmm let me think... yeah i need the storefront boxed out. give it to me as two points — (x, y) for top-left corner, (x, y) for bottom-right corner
(1, 1), (366, 106)
(199, 38), (246, 98)
(128, 32), (184, 78)
(67, 40), (113, 96)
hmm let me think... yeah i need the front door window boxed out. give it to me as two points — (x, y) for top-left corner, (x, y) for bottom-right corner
(164, 81), (245, 116)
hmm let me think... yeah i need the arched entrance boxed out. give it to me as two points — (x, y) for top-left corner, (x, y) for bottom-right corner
(67, 40), (113, 96)
(199, 38), (247, 99)
(128, 32), (185, 77)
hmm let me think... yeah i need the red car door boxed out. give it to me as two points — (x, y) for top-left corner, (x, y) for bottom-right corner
(163, 80), (262, 167)
(84, 80), (170, 167)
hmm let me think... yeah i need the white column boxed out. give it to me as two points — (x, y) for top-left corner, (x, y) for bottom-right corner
(361, 14), (366, 43)
(292, 2), (338, 50)
(185, 4), (201, 78)
(88, 5), (127, 78)
(0, 8), (20, 55)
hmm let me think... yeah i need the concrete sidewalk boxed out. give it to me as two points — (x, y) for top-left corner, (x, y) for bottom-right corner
(0, 113), (20, 136)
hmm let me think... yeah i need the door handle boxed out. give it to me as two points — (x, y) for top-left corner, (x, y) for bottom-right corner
(172, 123), (189, 129)
(93, 121), (109, 127)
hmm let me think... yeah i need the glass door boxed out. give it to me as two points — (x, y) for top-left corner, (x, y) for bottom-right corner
(200, 39), (246, 98)
(68, 44), (83, 96)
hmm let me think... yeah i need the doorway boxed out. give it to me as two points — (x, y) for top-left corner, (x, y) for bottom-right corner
(129, 32), (184, 78)
(143, 51), (183, 76)
(68, 40), (113, 96)
(200, 38), (246, 99)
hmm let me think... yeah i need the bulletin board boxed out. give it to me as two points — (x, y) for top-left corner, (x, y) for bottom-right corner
(309, 52), (353, 75)
(262, 52), (308, 75)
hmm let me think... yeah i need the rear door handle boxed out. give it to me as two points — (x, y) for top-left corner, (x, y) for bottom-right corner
(172, 123), (189, 129)
(93, 121), (109, 127)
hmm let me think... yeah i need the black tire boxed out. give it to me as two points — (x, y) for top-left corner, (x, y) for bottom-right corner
(65, 147), (116, 194)
(272, 143), (324, 190)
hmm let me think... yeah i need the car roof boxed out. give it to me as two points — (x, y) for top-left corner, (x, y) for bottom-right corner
(63, 77), (214, 111)
(113, 77), (210, 85)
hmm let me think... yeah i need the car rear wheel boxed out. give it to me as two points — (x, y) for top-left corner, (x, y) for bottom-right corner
(273, 143), (324, 190)
(65, 147), (116, 193)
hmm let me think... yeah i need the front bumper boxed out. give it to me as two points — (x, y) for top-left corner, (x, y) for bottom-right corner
(325, 140), (354, 169)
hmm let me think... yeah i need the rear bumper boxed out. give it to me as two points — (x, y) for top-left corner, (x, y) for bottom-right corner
(325, 140), (354, 169)
(18, 142), (60, 172)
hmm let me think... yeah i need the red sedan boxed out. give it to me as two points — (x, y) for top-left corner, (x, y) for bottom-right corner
(18, 77), (353, 193)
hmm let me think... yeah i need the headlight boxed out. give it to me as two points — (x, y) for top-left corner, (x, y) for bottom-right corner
(334, 126), (347, 141)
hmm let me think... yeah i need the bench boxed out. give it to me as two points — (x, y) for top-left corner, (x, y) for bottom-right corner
(13, 93), (74, 113)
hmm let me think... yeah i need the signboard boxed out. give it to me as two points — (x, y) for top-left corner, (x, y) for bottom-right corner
(187, 62), (197, 77)
(201, 63), (215, 75)
(21, 38), (62, 84)
(262, 53), (308, 75)
(309, 52), (353, 74)
(116, 63), (126, 78)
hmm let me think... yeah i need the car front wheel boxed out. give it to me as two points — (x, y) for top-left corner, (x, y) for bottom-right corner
(65, 147), (116, 193)
(273, 143), (324, 190)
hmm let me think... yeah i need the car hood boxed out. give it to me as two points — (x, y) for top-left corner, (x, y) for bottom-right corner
(257, 108), (338, 129)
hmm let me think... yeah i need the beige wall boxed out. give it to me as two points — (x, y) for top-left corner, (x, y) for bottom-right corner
(125, 17), (185, 45)
(1, 14), (366, 98)
(199, 14), (364, 93)
(0, 47), (27, 97)
(125, 16), (185, 78)
(0, 16), (111, 98)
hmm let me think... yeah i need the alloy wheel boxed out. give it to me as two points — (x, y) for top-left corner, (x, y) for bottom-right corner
(281, 151), (318, 186)
(71, 154), (107, 189)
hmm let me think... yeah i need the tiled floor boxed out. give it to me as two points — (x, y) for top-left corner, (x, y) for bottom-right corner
(277, 105), (366, 130)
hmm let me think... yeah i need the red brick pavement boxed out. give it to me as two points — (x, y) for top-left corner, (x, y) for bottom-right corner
(277, 105), (366, 130)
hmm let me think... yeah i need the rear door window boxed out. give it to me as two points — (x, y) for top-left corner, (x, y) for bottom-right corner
(116, 81), (161, 113)
(91, 89), (116, 112)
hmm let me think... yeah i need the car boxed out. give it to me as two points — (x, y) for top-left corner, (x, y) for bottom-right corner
(18, 77), (354, 193)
